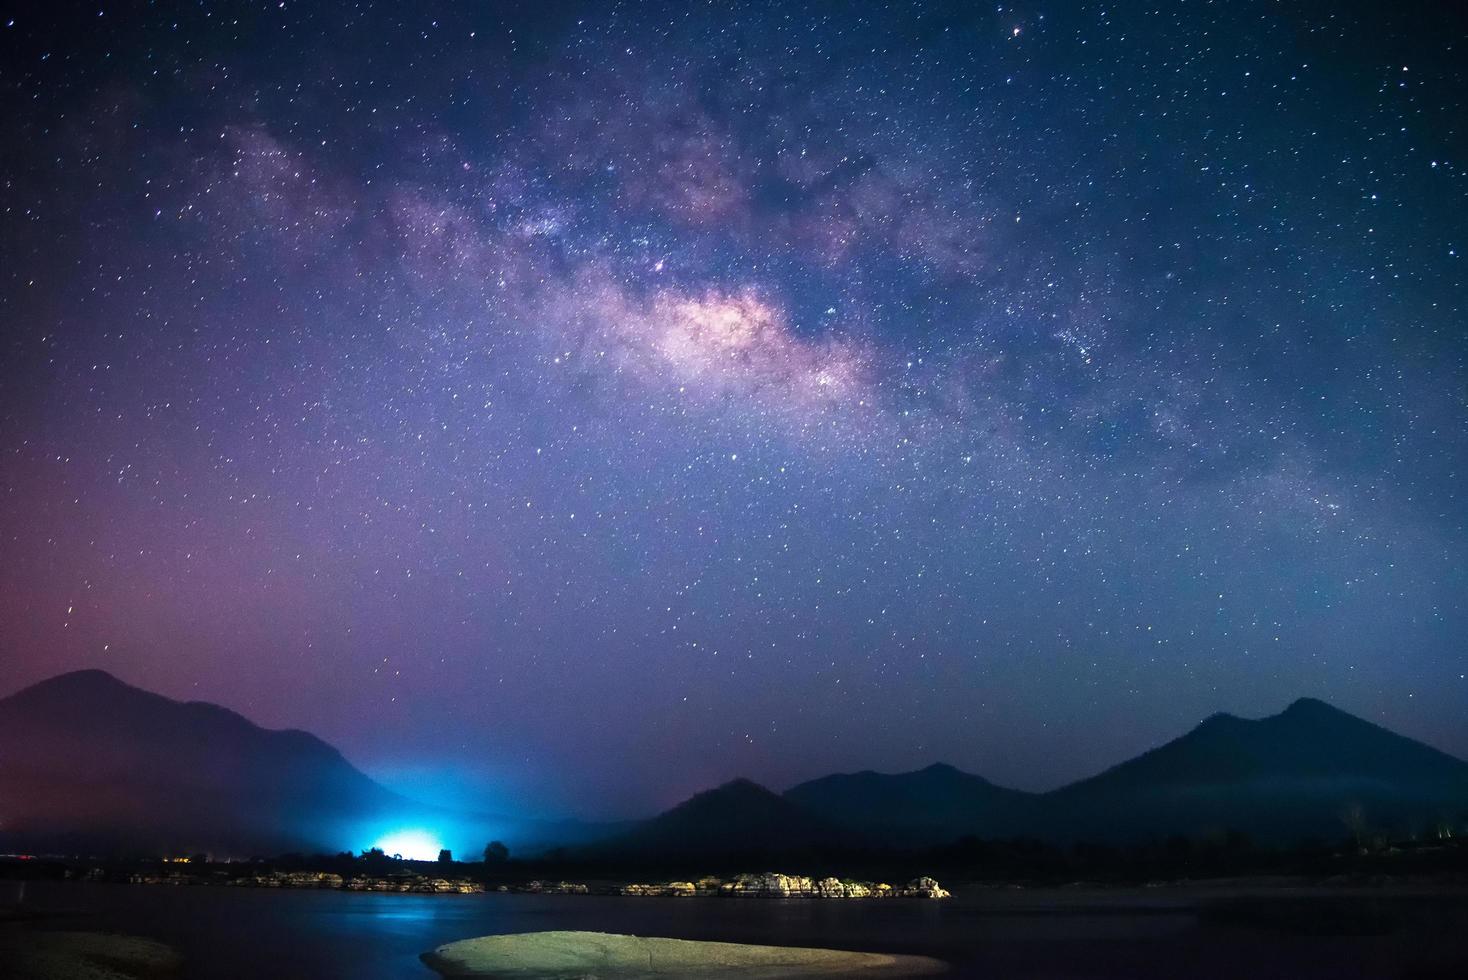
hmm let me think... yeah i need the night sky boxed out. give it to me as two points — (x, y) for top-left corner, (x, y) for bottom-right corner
(2, 1), (1465, 821)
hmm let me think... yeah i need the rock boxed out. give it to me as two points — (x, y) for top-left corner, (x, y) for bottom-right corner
(726, 872), (817, 897)
(421, 931), (947, 978)
(520, 880), (587, 895)
(621, 881), (697, 897)
(899, 877), (951, 899)
(279, 871), (342, 888)
(816, 877), (846, 898)
(620, 883), (664, 896)
(618, 873), (950, 900)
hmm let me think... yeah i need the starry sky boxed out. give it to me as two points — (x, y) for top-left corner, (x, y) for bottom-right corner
(2, 1), (1465, 820)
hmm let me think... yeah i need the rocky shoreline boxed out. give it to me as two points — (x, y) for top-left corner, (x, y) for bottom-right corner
(615, 873), (950, 899)
(120, 868), (950, 898)
(127, 869), (485, 893)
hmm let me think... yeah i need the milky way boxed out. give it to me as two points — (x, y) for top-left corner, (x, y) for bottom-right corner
(2, 2), (1465, 818)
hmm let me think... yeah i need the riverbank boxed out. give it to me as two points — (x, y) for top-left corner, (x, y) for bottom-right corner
(0, 927), (180, 980)
(5, 877), (1468, 978)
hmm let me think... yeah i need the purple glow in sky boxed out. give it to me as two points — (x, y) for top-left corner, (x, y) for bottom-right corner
(2, 1), (1465, 819)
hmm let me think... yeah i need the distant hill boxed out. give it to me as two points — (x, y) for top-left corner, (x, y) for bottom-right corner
(586, 778), (848, 863)
(783, 700), (1468, 848)
(0, 670), (483, 857)
(784, 763), (1036, 848)
(786, 701), (1468, 845)
(1033, 697), (1468, 843)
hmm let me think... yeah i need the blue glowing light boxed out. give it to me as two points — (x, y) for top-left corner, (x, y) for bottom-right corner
(371, 828), (444, 861)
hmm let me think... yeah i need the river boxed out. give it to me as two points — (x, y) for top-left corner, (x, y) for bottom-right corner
(6, 879), (1468, 977)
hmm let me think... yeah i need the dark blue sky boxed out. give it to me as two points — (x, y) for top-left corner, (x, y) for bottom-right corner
(2, 1), (1464, 820)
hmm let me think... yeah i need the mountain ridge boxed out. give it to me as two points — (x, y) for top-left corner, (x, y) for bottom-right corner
(4, 668), (358, 769)
(583, 776), (849, 862)
(783, 758), (1036, 848)
(4, 671), (1466, 857)
(778, 697), (1468, 846)
(0, 669), (491, 857)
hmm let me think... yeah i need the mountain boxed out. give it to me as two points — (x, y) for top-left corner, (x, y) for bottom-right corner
(781, 701), (1468, 847)
(1035, 697), (1468, 843)
(0, 669), (466, 857)
(6, 672), (1465, 859)
(784, 763), (1036, 847)
(586, 778), (847, 863)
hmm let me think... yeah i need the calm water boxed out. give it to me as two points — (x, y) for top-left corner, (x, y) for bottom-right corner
(6, 879), (1468, 978)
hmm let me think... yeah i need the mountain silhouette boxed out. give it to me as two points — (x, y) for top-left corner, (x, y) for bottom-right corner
(586, 778), (846, 862)
(1033, 697), (1468, 842)
(5, 673), (1466, 858)
(784, 762), (1035, 847)
(0, 669), (463, 857)
(782, 700), (1468, 846)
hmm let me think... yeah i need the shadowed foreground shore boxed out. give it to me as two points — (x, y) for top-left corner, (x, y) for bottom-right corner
(422, 931), (948, 978)
(0, 929), (180, 980)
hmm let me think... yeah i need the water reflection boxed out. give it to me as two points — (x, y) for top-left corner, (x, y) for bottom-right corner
(8, 880), (1468, 979)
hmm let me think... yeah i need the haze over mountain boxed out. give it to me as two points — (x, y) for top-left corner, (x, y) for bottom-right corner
(584, 778), (846, 863)
(0, 670), (527, 857)
(784, 763), (1035, 848)
(4, 672), (1465, 860)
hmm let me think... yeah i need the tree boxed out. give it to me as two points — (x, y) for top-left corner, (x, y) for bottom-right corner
(359, 847), (392, 872)
(482, 840), (509, 864)
(437, 848), (453, 864)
